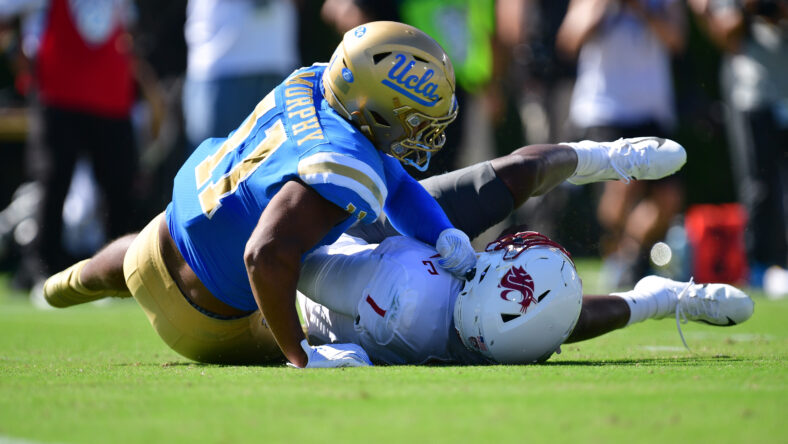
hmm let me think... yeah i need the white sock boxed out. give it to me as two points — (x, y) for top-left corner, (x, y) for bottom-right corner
(562, 140), (609, 178)
(613, 287), (676, 326)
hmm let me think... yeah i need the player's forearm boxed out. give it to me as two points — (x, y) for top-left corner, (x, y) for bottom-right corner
(246, 180), (352, 367)
(245, 243), (308, 368)
(385, 173), (452, 245)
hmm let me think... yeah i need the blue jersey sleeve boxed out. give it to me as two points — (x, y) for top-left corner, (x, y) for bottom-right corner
(297, 150), (388, 224)
(382, 155), (453, 245)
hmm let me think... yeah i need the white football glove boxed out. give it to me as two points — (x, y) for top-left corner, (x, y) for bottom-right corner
(436, 228), (477, 279)
(296, 340), (373, 368)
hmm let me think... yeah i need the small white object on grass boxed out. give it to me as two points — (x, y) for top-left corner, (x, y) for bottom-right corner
(650, 242), (672, 267)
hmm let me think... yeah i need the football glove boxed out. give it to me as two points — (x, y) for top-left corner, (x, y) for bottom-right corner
(297, 340), (373, 368)
(436, 228), (477, 279)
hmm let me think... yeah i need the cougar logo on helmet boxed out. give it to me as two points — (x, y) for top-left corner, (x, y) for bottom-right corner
(455, 231), (583, 364)
(382, 54), (441, 107)
(499, 266), (536, 313)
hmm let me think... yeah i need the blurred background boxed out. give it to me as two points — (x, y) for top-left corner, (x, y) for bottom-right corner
(0, 0), (785, 299)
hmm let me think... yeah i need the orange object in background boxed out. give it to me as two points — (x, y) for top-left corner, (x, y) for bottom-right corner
(685, 204), (749, 285)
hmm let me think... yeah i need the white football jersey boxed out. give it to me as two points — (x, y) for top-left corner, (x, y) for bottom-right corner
(298, 234), (488, 365)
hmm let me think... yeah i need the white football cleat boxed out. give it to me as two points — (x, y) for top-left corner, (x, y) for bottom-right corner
(568, 137), (687, 185)
(633, 275), (754, 350)
(635, 275), (754, 326)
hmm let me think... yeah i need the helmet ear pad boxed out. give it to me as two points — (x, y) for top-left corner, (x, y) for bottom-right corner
(454, 233), (583, 364)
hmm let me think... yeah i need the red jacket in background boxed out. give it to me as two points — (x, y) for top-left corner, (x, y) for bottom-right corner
(36, 0), (135, 118)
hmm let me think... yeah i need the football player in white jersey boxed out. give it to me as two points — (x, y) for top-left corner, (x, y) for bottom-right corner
(296, 140), (754, 365)
(297, 229), (754, 365)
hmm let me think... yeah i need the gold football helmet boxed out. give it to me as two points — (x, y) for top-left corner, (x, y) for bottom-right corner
(323, 21), (458, 171)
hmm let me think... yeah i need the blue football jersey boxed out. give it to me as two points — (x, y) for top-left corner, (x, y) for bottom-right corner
(167, 64), (398, 310)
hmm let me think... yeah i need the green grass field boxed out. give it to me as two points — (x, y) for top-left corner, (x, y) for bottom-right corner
(1, 262), (786, 444)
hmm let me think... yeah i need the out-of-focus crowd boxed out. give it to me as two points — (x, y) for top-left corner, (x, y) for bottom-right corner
(0, 0), (785, 298)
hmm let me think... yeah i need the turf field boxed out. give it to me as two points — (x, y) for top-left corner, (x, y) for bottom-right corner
(1, 261), (786, 444)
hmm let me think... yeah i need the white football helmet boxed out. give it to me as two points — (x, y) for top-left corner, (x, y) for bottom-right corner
(322, 21), (458, 171)
(454, 232), (583, 364)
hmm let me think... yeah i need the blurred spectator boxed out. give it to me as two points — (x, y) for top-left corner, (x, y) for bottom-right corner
(0, 17), (30, 270)
(0, 15), (29, 209)
(133, 0), (188, 215)
(557, 0), (687, 289)
(498, 0), (574, 145)
(2, 0), (141, 289)
(400, 0), (526, 177)
(183, 0), (299, 151)
(493, 0), (596, 254)
(319, 0), (398, 35)
(689, 0), (788, 287)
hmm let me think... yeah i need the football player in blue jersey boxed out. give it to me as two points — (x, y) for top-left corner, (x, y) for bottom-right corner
(43, 21), (477, 368)
(42, 22), (693, 369)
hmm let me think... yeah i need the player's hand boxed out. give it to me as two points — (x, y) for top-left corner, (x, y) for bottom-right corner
(436, 228), (477, 279)
(296, 340), (373, 368)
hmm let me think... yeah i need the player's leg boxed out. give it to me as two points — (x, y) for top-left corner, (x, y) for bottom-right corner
(488, 144), (578, 207)
(348, 144), (577, 242)
(565, 295), (630, 343)
(565, 276), (755, 343)
(477, 136), (686, 219)
(81, 235), (136, 292)
(43, 234), (135, 308)
(122, 213), (282, 364)
(350, 138), (686, 243)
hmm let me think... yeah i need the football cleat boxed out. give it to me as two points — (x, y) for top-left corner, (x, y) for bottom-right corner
(568, 137), (687, 185)
(43, 260), (130, 308)
(634, 275), (754, 349)
(636, 276), (754, 325)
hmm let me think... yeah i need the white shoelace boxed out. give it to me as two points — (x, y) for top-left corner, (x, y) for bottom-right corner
(674, 277), (698, 351)
(608, 139), (641, 185)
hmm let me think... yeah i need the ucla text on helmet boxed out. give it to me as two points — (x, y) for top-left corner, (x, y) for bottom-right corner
(382, 54), (441, 107)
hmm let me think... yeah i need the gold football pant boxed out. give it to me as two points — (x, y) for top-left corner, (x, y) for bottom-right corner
(123, 213), (283, 365)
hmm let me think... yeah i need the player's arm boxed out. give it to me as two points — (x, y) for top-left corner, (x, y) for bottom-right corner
(244, 179), (349, 368)
(383, 160), (476, 278)
(385, 169), (452, 245)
